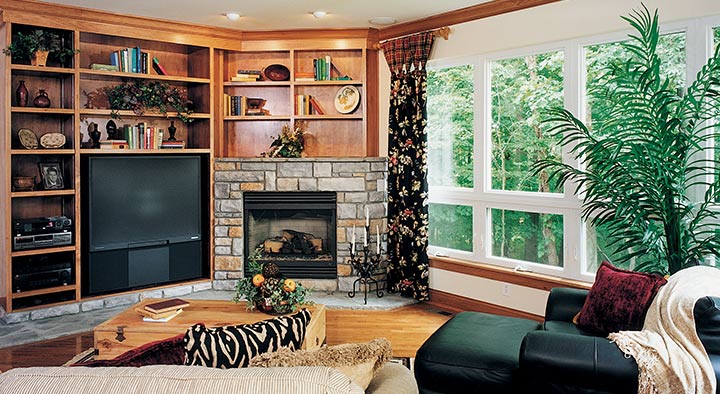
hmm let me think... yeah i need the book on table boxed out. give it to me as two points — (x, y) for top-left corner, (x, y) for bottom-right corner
(135, 307), (184, 320)
(144, 298), (189, 314)
(141, 309), (183, 323)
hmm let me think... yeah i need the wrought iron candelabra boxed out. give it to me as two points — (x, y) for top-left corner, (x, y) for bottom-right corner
(347, 225), (385, 305)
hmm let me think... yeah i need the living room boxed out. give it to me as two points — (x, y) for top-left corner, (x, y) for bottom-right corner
(1, 0), (720, 393)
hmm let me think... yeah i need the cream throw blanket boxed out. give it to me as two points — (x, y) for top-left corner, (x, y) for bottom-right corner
(609, 266), (720, 394)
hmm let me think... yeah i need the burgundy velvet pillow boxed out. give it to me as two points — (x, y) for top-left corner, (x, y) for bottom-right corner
(575, 261), (667, 335)
(75, 333), (185, 367)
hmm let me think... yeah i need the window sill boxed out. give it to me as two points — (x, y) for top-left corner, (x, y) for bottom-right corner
(429, 256), (592, 291)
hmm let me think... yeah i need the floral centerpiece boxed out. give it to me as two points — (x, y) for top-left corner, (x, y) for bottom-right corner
(260, 121), (306, 158)
(233, 253), (312, 315)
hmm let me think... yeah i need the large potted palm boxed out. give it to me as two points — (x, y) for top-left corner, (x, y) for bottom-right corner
(535, 5), (720, 276)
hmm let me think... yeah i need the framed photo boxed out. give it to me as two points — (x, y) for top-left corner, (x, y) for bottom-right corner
(38, 162), (64, 190)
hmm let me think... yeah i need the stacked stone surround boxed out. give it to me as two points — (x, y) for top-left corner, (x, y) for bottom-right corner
(213, 157), (388, 292)
(1, 281), (212, 324)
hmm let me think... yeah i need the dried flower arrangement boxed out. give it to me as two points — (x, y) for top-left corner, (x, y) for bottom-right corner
(260, 121), (307, 158)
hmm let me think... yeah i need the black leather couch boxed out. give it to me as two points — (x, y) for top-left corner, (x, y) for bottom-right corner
(519, 287), (720, 394)
(415, 287), (720, 394)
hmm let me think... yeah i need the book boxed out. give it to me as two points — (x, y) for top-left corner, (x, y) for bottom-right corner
(90, 63), (119, 71)
(152, 57), (168, 75)
(144, 298), (190, 314)
(135, 306), (183, 320)
(309, 97), (325, 115)
(142, 309), (183, 323)
(99, 140), (129, 149)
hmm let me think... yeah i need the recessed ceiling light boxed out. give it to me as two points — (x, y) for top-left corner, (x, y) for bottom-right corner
(225, 12), (241, 21)
(312, 11), (328, 19)
(369, 17), (397, 25)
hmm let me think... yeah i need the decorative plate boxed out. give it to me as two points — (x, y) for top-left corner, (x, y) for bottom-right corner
(263, 64), (290, 81)
(17, 128), (38, 149)
(334, 85), (360, 114)
(40, 132), (66, 149)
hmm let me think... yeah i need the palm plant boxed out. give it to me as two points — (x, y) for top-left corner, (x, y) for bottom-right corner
(535, 5), (720, 276)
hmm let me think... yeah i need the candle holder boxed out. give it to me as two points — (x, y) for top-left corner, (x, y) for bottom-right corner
(348, 225), (385, 304)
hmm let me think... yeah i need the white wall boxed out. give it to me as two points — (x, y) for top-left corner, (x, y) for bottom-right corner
(378, 0), (720, 315)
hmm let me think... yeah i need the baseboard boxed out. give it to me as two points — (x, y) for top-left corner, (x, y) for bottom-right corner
(428, 289), (543, 322)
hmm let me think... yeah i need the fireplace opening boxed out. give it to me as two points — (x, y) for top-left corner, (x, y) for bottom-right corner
(243, 192), (337, 279)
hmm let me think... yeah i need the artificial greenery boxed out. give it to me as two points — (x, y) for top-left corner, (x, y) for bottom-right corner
(105, 80), (194, 123)
(233, 246), (312, 314)
(260, 121), (306, 158)
(3, 29), (77, 65)
(534, 5), (720, 275)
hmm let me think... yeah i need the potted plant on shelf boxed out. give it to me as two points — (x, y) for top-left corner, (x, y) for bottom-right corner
(3, 29), (77, 67)
(535, 5), (720, 276)
(104, 80), (194, 123)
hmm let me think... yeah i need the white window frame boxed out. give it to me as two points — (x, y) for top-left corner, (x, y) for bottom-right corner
(427, 14), (720, 282)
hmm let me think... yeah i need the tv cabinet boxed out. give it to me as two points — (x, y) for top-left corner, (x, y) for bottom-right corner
(0, 1), (380, 314)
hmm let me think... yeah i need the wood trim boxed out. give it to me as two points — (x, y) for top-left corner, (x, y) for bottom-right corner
(430, 256), (591, 291)
(243, 28), (375, 42)
(429, 288), (543, 322)
(378, 0), (562, 41)
(0, 0), (245, 48)
(365, 49), (379, 156)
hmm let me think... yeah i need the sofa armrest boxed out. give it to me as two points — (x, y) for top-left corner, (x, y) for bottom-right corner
(544, 287), (588, 322)
(519, 331), (637, 394)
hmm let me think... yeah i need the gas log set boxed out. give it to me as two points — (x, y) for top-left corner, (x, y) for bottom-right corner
(262, 229), (323, 256)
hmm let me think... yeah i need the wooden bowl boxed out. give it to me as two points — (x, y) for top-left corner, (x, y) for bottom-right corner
(12, 176), (35, 191)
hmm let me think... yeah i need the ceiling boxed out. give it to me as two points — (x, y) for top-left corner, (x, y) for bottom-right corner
(39, 0), (493, 31)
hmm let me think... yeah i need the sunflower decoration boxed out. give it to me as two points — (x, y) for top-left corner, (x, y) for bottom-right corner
(233, 251), (312, 315)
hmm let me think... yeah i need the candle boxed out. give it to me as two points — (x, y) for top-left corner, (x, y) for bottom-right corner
(365, 207), (369, 227)
(364, 227), (368, 247)
(376, 224), (380, 254)
(352, 225), (356, 251)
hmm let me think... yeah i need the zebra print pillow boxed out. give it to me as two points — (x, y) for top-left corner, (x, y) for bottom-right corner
(183, 308), (311, 369)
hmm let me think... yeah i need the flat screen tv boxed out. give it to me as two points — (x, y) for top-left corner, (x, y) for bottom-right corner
(87, 156), (202, 251)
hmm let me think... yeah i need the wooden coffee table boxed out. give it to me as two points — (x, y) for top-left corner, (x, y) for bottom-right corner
(94, 299), (326, 360)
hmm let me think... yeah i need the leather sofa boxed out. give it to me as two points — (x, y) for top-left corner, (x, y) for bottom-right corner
(519, 287), (720, 394)
(415, 287), (720, 394)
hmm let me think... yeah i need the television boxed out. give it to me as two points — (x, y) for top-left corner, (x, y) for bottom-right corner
(87, 156), (202, 251)
(82, 155), (207, 295)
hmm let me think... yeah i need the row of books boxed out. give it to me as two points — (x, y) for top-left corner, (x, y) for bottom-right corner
(231, 69), (262, 82)
(135, 298), (189, 323)
(223, 94), (270, 116)
(97, 124), (186, 149)
(300, 56), (350, 81)
(295, 94), (325, 115)
(108, 46), (168, 75)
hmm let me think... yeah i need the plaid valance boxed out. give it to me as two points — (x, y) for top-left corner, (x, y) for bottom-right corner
(380, 31), (435, 75)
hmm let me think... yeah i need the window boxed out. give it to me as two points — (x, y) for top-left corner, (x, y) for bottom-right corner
(490, 51), (564, 193)
(428, 203), (473, 252)
(426, 17), (714, 282)
(583, 32), (687, 272)
(427, 63), (474, 188)
(491, 209), (563, 266)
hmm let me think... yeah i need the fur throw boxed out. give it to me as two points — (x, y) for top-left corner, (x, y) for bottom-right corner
(249, 338), (392, 389)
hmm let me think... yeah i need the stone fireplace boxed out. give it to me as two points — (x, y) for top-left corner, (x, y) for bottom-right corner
(213, 157), (387, 292)
(244, 191), (337, 278)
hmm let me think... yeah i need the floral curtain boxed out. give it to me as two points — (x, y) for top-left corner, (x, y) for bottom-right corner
(381, 32), (435, 301)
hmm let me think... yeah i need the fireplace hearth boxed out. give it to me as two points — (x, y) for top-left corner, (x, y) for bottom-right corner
(243, 192), (337, 279)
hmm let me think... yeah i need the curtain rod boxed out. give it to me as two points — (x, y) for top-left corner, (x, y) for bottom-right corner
(373, 26), (450, 50)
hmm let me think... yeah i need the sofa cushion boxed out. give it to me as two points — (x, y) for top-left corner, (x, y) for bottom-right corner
(575, 261), (666, 335)
(414, 311), (540, 394)
(0, 365), (363, 394)
(184, 308), (311, 368)
(249, 338), (391, 390)
(77, 334), (185, 367)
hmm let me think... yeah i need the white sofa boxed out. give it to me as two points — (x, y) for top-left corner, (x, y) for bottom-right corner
(0, 363), (416, 394)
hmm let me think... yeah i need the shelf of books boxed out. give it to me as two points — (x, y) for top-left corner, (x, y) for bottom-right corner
(219, 45), (369, 157)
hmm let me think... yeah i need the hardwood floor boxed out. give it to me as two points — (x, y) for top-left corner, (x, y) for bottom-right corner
(0, 304), (451, 371)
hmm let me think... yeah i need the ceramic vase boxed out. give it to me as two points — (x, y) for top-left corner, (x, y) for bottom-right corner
(168, 121), (177, 141)
(33, 89), (51, 108)
(15, 80), (28, 107)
